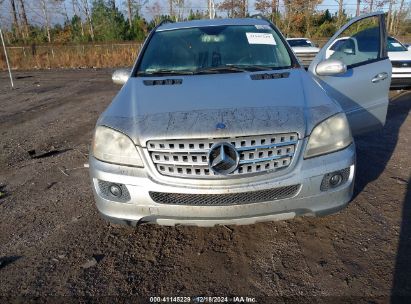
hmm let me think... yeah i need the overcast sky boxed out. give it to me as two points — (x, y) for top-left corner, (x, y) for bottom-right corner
(0, 0), (408, 28)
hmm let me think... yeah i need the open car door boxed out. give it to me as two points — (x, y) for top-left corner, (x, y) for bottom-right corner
(308, 12), (391, 136)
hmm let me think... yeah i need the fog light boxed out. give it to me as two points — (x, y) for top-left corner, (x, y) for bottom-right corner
(320, 167), (351, 191)
(109, 184), (122, 197)
(329, 174), (343, 187)
(97, 180), (131, 202)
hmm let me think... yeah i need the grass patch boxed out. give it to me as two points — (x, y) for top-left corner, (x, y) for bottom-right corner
(1, 43), (142, 70)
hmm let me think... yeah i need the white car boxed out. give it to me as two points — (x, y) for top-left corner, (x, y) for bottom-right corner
(287, 38), (320, 68)
(326, 36), (411, 88)
(387, 36), (411, 88)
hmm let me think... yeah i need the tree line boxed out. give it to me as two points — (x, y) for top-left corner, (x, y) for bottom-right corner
(0, 0), (410, 46)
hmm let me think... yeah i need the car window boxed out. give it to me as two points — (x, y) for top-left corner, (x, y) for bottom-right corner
(288, 39), (313, 47)
(329, 16), (380, 67)
(387, 37), (407, 52)
(330, 39), (347, 51)
(137, 25), (293, 75)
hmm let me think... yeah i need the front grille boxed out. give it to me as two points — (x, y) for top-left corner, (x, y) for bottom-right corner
(391, 60), (411, 68)
(149, 185), (300, 206)
(147, 133), (298, 178)
(295, 52), (317, 67)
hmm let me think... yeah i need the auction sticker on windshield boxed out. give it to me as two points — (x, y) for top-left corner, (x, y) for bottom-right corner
(246, 33), (276, 45)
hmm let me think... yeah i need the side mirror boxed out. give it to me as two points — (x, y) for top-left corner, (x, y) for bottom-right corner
(343, 48), (354, 55)
(112, 69), (131, 85)
(316, 59), (347, 76)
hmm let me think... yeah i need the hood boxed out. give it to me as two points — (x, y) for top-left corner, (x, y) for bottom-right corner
(388, 50), (411, 61)
(291, 46), (320, 54)
(98, 69), (339, 147)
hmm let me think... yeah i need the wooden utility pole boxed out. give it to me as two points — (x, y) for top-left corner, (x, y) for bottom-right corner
(356, 0), (361, 16)
(387, 0), (394, 34)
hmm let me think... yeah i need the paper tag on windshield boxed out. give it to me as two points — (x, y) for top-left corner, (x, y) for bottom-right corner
(391, 42), (402, 47)
(255, 25), (271, 30)
(246, 33), (276, 45)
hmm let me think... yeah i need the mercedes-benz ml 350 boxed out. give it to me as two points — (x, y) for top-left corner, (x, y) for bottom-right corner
(89, 13), (391, 226)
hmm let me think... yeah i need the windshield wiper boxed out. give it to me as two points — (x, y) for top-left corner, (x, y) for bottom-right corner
(137, 69), (194, 76)
(194, 65), (247, 74)
(195, 64), (277, 74)
(226, 64), (277, 71)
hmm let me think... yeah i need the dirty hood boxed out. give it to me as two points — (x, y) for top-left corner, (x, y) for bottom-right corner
(98, 69), (339, 147)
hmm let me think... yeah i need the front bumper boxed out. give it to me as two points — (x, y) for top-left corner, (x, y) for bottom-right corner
(89, 144), (356, 227)
(391, 68), (411, 88)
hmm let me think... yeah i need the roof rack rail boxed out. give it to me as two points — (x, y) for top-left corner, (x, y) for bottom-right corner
(157, 18), (175, 27)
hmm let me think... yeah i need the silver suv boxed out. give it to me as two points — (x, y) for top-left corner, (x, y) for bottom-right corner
(89, 13), (391, 226)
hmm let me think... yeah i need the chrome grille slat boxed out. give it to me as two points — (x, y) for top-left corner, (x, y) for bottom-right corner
(239, 153), (293, 165)
(147, 133), (298, 178)
(295, 52), (317, 67)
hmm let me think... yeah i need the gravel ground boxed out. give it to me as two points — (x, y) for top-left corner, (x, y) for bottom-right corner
(0, 69), (410, 303)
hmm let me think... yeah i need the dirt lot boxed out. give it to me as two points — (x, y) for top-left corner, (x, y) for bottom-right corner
(0, 69), (410, 302)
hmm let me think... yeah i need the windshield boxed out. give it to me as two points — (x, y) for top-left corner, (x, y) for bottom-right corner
(137, 25), (293, 76)
(287, 39), (314, 47)
(387, 37), (407, 52)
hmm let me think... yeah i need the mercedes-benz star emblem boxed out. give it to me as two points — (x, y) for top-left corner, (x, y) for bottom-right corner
(208, 142), (239, 175)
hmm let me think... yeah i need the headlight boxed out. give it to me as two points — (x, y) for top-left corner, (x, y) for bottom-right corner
(92, 126), (144, 167)
(304, 113), (352, 159)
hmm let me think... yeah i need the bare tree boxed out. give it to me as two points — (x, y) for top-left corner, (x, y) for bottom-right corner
(40, 0), (51, 42)
(17, 0), (29, 39)
(208, 0), (216, 19)
(218, 0), (247, 18)
(127, 0), (133, 27)
(282, 0), (322, 37)
(356, 0), (361, 16)
(72, 0), (85, 37)
(79, 0), (94, 40)
(255, 0), (278, 22)
(387, 0), (396, 33)
(168, 0), (173, 17)
(147, 0), (163, 25)
(174, 0), (185, 21)
(394, 0), (406, 35)
(10, 0), (20, 39)
(334, 0), (344, 27)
